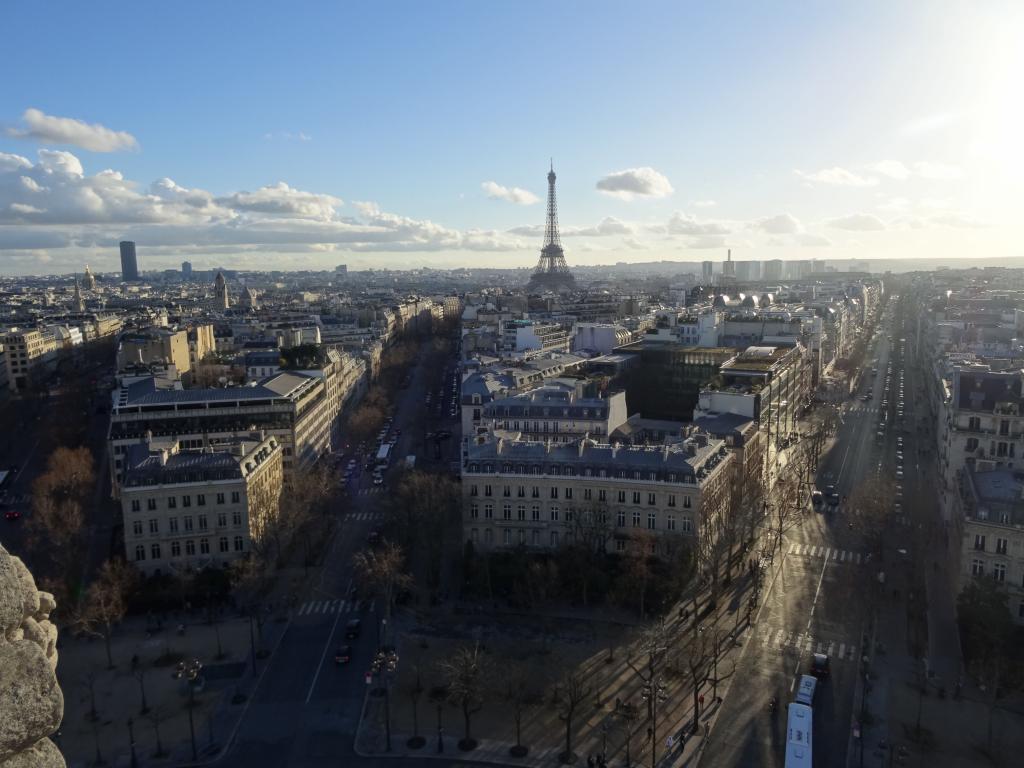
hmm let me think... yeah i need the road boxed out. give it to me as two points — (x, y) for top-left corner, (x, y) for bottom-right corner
(706, 304), (900, 768)
(220, 343), (462, 768)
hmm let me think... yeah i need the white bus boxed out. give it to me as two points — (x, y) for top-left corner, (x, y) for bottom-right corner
(375, 443), (392, 469)
(784, 702), (812, 768)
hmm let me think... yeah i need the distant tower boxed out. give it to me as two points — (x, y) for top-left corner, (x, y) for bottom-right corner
(83, 264), (96, 290)
(181, 260), (193, 280)
(72, 279), (85, 313)
(527, 162), (575, 293)
(119, 241), (139, 281)
(722, 249), (735, 277)
(213, 271), (230, 309)
(702, 260), (714, 284)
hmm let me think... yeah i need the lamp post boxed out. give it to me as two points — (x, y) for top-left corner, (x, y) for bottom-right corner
(127, 717), (137, 768)
(175, 658), (203, 762)
(436, 703), (444, 754)
(640, 678), (668, 768)
(248, 612), (258, 676)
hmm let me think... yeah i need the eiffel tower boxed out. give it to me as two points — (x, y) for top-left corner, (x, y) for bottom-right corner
(527, 162), (576, 293)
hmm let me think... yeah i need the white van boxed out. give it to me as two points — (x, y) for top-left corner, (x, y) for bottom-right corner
(794, 674), (817, 706)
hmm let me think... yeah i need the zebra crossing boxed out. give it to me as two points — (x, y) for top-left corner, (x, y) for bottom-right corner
(788, 543), (865, 564)
(346, 511), (382, 522)
(0, 493), (31, 505)
(748, 626), (859, 661)
(849, 405), (881, 415)
(355, 488), (385, 497)
(297, 598), (374, 616)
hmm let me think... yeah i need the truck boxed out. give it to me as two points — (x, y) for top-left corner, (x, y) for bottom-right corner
(404, 455), (416, 470)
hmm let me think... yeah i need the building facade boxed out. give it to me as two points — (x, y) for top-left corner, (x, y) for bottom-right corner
(120, 241), (139, 281)
(2, 328), (58, 392)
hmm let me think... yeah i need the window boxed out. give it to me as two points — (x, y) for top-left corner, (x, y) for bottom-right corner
(532, 486), (540, 498)
(503, 528), (512, 545)
(470, 503), (479, 520)
(532, 530), (540, 546)
(171, 541), (181, 557)
(565, 487), (573, 500)
(632, 511), (641, 528)
(617, 510), (625, 527)
(484, 503), (493, 519)
(971, 558), (984, 576)
(169, 517), (178, 533)
(583, 488), (592, 501)
(167, 496), (177, 509)
(550, 530), (559, 547)
(974, 534), (986, 551)
(135, 545), (146, 561)
(151, 543), (161, 560)
(683, 496), (692, 509)
(470, 528), (479, 543)
(503, 486), (511, 497)
(217, 512), (227, 528)
(518, 529), (526, 545)
(968, 416), (981, 431)
(515, 504), (525, 521)
(219, 537), (229, 553)
(667, 515), (676, 531)
(993, 562), (1006, 582)
(216, 493), (225, 505)
(682, 517), (693, 533)
(550, 487), (559, 499)
(518, 486), (525, 498)
(484, 528), (493, 545)
(470, 485), (478, 497)
(131, 499), (140, 512)
(532, 504), (540, 521)
(234, 536), (244, 551)
(598, 489), (607, 502)
(648, 493), (656, 506)
(197, 494), (206, 506)
(132, 520), (143, 536)
(200, 538), (210, 554)
(149, 519), (158, 534)
(617, 491), (626, 503)
(632, 491), (641, 504)
(647, 512), (656, 529)
(232, 510), (242, 526)
(184, 516), (194, 532)
(484, 485), (493, 497)
(668, 494), (676, 508)
(198, 515), (208, 531)
(996, 538), (1008, 555)
(550, 505), (560, 521)
(182, 495), (191, 508)
(501, 503), (511, 520)
(616, 539), (626, 552)
(231, 491), (240, 503)
(147, 498), (157, 511)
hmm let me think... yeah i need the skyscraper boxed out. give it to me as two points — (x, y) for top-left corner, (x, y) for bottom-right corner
(701, 261), (714, 284)
(527, 163), (575, 293)
(119, 241), (139, 281)
(181, 261), (193, 280)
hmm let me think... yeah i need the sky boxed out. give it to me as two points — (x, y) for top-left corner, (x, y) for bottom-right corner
(1, 0), (1022, 276)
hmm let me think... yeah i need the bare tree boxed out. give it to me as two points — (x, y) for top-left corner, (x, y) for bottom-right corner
(384, 471), (459, 591)
(551, 667), (592, 764)
(500, 659), (543, 757)
(619, 530), (655, 618)
(682, 629), (714, 734)
(353, 542), (413, 639)
(76, 558), (136, 669)
(438, 644), (488, 751)
(626, 623), (672, 768)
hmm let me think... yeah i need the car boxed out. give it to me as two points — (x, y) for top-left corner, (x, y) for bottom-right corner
(4, 508), (21, 521)
(810, 652), (831, 678)
(373, 475), (384, 486)
(811, 490), (824, 509)
(344, 619), (362, 639)
(334, 645), (352, 664)
(895, 469), (904, 479)
(861, 394), (871, 401)
(367, 529), (381, 546)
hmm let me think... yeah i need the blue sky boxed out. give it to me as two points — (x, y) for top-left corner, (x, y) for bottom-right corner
(1, 1), (1020, 274)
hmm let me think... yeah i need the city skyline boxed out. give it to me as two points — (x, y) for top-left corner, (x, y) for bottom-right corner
(1, 1), (1022, 276)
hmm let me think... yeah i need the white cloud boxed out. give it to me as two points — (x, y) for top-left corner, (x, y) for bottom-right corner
(867, 160), (911, 180)
(9, 203), (45, 215)
(216, 182), (342, 220)
(6, 108), (139, 152)
(481, 181), (540, 205)
(692, 199), (717, 207)
(929, 212), (985, 228)
(794, 167), (877, 187)
(663, 212), (730, 236)
(576, 216), (634, 236)
(901, 113), (955, 136)
(826, 213), (886, 231)
(596, 167), (674, 200)
(797, 233), (832, 247)
(687, 235), (728, 249)
(755, 213), (803, 234)
(913, 161), (962, 180)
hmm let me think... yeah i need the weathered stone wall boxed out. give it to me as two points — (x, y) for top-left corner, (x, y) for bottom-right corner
(0, 544), (65, 767)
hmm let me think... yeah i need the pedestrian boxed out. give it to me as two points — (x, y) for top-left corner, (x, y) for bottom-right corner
(699, 693), (705, 711)
(587, 755), (595, 768)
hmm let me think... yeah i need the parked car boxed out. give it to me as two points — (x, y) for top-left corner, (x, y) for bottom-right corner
(811, 491), (824, 509)
(344, 619), (362, 639)
(334, 645), (352, 665)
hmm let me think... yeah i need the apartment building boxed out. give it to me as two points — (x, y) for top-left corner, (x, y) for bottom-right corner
(109, 370), (339, 494)
(954, 466), (1024, 624)
(461, 431), (733, 556)
(479, 383), (629, 443)
(2, 328), (58, 392)
(501, 320), (571, 356)
(117, 328), (192, 378)
(120, 432), (283, 576)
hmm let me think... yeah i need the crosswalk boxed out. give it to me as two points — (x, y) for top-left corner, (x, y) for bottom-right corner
(0, 493), (31, 505)
(788, 543), (865, 564)
(354, 488), (386, 497)
(747, 626), (859, 661)
(297, 598), (375, 616)
(849, 405), (881, 415)
(346, 511), (383, 522)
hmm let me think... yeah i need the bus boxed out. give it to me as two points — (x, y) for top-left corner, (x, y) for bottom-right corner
(784, 702), (812, 768)
(375, 443), (392, 469)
